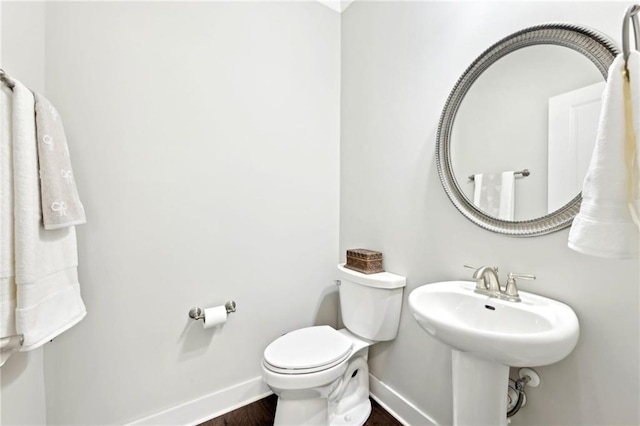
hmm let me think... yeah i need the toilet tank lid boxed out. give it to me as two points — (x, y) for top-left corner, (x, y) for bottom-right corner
(337, 264), (406, 289)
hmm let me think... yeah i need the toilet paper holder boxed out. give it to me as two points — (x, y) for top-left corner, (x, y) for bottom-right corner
(188, 301), (236, 321)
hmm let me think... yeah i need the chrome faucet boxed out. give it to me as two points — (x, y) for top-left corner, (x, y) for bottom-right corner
(473, 266), (501, 293)
(464, 265), (536, 302)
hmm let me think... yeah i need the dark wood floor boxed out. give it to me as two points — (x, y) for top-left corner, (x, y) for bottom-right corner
(200, 394), (402, 426)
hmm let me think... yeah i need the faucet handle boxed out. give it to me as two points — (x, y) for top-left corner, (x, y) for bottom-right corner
(463, 264), (499, 272)
(508, 272), (536, 281)
(463, 265), (499, 282)
(504, 272), (536, 301)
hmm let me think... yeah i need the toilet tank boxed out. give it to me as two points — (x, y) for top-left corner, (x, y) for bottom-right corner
(337, 263), (406, 341)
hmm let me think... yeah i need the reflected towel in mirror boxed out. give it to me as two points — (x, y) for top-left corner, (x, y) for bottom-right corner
(472, 171), (515, 221)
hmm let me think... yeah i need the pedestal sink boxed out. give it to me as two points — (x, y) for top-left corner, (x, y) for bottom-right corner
(409, 281), (579, 426)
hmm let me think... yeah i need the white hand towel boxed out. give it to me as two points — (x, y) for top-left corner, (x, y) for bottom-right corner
(568, 53), (640, 258)
(472, 171), (515, 220)
(11, 80), (86, 350)
(0, 84), (17, 344)
(628, 52), (640, 228)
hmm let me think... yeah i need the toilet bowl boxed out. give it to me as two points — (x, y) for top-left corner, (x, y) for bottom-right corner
(261, 264), (406, 426)
(262, 326), (374, 425)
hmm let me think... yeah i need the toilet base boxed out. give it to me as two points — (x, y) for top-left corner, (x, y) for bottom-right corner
(273, 394), (371, 426)
(329, 396), (371, 426)
(265, 329), (376, 426)
(329, 356), (371, 426)
(274, 397), (330, 426)
(271, 355), (372, 426)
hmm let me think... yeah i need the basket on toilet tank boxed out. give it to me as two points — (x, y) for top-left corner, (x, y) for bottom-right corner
(337, 263), (406, 341)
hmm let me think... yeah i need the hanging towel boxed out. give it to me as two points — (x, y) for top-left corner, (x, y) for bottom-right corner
(10, 80), (86, 350)
(34, 92), (86, 230)
(0, 84), (17, 352)
(472, 171), (515, 220)
(568, 53), (640, 258)
(628, 52), (640, 228)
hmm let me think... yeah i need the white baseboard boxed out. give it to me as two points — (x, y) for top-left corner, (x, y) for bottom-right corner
(126, 373), (435, 426)
(369, 373), (439, 426)
(126, 376), (272, 426)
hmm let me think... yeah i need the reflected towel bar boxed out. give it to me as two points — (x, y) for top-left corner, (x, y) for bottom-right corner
(468, 169), (530, 181)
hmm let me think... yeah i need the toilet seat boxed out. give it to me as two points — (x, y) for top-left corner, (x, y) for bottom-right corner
(263, 326), (353, 374)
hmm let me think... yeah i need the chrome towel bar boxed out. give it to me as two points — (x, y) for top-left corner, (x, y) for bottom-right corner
(1, 334), (24, 351)
(0, 68), (15, 90)
(0, 334), (24, 367)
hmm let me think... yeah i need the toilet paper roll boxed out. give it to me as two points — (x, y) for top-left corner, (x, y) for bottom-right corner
(203, 306), (228, 329)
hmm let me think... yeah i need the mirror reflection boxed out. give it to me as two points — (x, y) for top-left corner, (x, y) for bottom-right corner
(450, 45), (604, 221)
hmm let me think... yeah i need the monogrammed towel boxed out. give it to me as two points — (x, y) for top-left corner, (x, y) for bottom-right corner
(34, 92), (86, 230)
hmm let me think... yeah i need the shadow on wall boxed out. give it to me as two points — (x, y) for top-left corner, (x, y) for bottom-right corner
(314, 285), (340, 328)
(0, 352), (30, 387)
(178, 320), (217, 361)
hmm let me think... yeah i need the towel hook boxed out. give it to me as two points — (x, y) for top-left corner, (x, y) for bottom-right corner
(622, 4), (640, 64)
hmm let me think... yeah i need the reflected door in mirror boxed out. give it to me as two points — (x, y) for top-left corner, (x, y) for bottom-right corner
(548, 82), (604, 213)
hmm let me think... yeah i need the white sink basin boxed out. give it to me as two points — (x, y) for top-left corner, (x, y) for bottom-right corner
(409, 281), (579, 367)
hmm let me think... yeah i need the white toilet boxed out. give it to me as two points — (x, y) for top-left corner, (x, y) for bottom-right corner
(261, 264), (406, 426)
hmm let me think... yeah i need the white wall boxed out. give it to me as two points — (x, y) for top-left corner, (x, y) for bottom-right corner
(0, 2), (47, 425)
(341, 2), (639, 425)
(39, 2), (340, 424)
(4, 2), (640, 425)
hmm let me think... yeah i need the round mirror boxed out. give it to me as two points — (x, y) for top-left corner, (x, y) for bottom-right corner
(436, 24), (619, 236)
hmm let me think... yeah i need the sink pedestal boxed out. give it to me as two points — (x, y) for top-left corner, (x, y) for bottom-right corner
(409, 281), (580, 425)
(451, 350), (509, 426)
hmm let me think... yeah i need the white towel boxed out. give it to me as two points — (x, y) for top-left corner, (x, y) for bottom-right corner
(9, 80), (86, 350)
(568, 53), (640, 258)
(473, 171), (515, 220)
(0, 84), (17, 348)
(628, 52), (640, 228)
